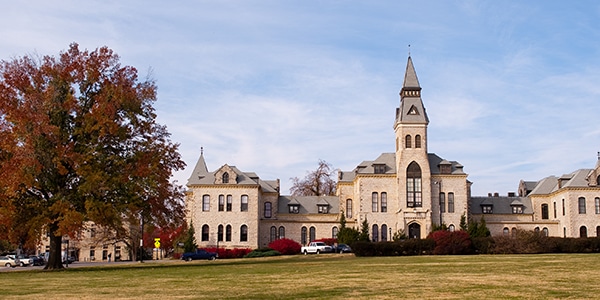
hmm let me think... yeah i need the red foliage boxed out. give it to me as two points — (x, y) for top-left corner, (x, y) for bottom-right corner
(268, 238), (302, 255)
(314, 238), (337, 246)
(204, 247), (252, 259)
(428, 230), (472, 255)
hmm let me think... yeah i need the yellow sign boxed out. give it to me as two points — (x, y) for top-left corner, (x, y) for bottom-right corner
(154, 238), (161, 248)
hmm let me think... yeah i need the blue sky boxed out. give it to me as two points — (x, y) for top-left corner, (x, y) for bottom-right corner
(2, 1), (599, 196)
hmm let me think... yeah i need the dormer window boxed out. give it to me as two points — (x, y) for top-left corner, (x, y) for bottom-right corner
(222, 172), (229, 184)
(482, 205), (493, 214)
(289, 205), (299, 214)
(511, 199), (524, 214)
(374, 164), (386, 174)
(317, 205), (329, 214)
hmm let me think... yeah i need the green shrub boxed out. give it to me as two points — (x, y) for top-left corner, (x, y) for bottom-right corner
(244, 249), (281, 258)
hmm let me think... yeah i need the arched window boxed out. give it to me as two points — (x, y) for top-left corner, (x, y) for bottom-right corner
(301, 227), (307, 245)
(381, 224), (388, 241)
(580, 226), (588, 238)
(405, 135), (412, 148)
(225, 225), (232, 241)
(596, 226), (600, 237)
(346, 199), (353, 219)
(579, 197), (586, 214)
(309, 226), (316, 242)
(240, 225), (248, 242)
(226, 195), (232, 211)
(448, 193), (455, 213)
(595, 198), (600, 214)
(264, 202), (272, 218)
(511, 227), (517, 237)
(332, 227), (338, 239)
(415, 135), (422, 148)
(541, 204), (549, 219)
(372, 224), (379, 242)
(597, 174), (600, 185)
(542, 227), (549, 237)
(381, 192), (387, 212)
(448, 224), (455, 232)
(439, 193), (445, 213)
(202, 195), (210, 211)
(534, 227), (540, 233)
(406, 162), (422, 207)
(553, 202), (557, 218)
(503, 227), (509, 236)
(372, 192), (378, 212)
(201, 224), (209, 241)
(563, 227), (566, 238)
(279, 226), (285, 239)
(241, 195), (248, 212)
(222, 172), (229, 183)
(270, 226), (277, 242)
(218, 195), (225, 211)
(217, 225), (223, 242)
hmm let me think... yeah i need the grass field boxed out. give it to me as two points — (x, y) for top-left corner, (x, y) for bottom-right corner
(1, 253), (600, 299)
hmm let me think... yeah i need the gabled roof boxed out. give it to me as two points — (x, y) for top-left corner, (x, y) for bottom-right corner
(528, 169), (595, 195)
(277, 196), (339, 214)
(470, 196), (533, 214)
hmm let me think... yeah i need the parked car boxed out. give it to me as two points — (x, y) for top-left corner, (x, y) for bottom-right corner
(30, 255), (45, 266)
(335, 243), (352, 253)
(7, 254), (32, 267)
(181, 249), (218, 261)
(301, 242), (334, 254)
(0, 256), (17, 268)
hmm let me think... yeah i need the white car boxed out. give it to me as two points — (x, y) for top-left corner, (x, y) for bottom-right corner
(0, 256), (17, 268)
(7, 255), (32, 267)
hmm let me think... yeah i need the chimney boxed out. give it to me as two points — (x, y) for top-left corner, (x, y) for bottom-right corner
(508, 192), (516, 197)
(488, 193), (492, 197)
(493, 192), (499, 197)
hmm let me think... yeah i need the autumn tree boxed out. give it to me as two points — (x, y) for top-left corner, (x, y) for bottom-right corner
(290, 159), (337, 196)
(0, 43), (185, 269)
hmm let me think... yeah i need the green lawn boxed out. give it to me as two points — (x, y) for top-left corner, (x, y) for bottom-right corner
(1, 253), (599, 299)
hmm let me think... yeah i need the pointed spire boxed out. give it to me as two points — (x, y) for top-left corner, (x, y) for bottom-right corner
(187, 147), (209, 185)
(402, 56), (421, 90)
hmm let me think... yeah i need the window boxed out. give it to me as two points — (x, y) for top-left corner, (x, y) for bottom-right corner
(448, 193), (455, 213)
(318, 205), (328, 214)
(541, 204), (549, 219)
(301, 227), (307, 245)
(448, 224), (455, 232)
(201, 224), (209, 241)
(226, 195), (232, 211)
(381, 193), (387, 212)
(543, 227), (549, 237)
(415, 135), (421, 148)
(563, 227), (567, 238)
(89, 248), (95, 260)
(579, 197), (586, 214)
(218, 195), (224, 211)
(534, 227), (540, 233)
(225, 225), (232, 241)
(553, 202), (557, 218)
(346, 199), (353, 219)
(240, 225), (248, 242)
(580, 226), (588, 238)
(289, 205), (299, 214)
(381, 224), (388, 241)
(279, 226), (285, 239)
(217, 225), (223, 241)
(241, 195), (248, 212)
(372, 224), (379, 242)
(202, 195), (210, 211)
(595, 198), (600, 214)
(439, 193), (445, 213)
(332, 227), (338, 239)
(511, 227), (517, 237)
(562, 199), (565, 216)
(222, 172), (229, 184)
(406, 162), (422, 207)
(512, 205), (523, 214)
(270, 226), (277, 242)
(309, 227), (316, 242)
(264, 202), (272, 218)
(405, 135), (412, 148)
(372, 192), (378, 212)
(482, 205), (493, 214)
(503, 227), (509, 236)
(596, 226), (600, 237)
(374, 164), (386, 174)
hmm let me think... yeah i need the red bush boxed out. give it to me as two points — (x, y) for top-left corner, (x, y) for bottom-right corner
(428, 230), (472, 255)
(268, 238), (302, 255)
(204, 247), (252, 259)
(314, 238), (337, 246)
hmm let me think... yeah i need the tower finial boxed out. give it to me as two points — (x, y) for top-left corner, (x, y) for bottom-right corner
(201, 146), (204, 156)
(408, 44), (411, 57)
(597, 151), (599, 160)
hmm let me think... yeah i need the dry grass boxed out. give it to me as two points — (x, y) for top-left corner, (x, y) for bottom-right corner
(1, 253), (600, 299)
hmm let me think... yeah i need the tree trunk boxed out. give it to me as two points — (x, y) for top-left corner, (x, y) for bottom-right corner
(44, 224), (64, 270)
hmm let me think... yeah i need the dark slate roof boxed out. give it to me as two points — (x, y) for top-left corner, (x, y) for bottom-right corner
(529, 169), (594, 195)
(278, 196), (339, 214)
(470, 196), (533, 214)
(427, 153), (466, 175)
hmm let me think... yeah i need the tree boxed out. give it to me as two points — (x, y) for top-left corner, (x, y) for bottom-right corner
(358, 217), (370, 242)
(290, 160), (337, 196)
(336, 212), (360, 245)
(0, 44), (185, 269)
(459, 214), (468, 231)
(182, 223), (197, 253)
(467, 216), (491, 238)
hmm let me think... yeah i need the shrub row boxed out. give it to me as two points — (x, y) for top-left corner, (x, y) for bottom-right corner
(203, 247), (252, 259)
(351, 239), (435, 256)
(244, 248), (281, 258)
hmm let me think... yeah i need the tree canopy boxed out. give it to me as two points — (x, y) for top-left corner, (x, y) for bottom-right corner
(290, 159), (337, 196)
(0, 43), (185, 269)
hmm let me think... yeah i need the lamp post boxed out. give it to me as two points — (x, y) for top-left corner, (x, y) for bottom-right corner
(140, 212), (144, 263)
(62, 238), (70, 267)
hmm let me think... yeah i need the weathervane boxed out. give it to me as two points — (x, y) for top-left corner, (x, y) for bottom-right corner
(408, 44), (411, 57)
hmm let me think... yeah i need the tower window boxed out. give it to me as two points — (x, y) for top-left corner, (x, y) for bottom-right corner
(222, 172), (229, 184)
(415, 135), (422, 148)
(406, 162), (422, 208)
(405, 135), (412, 148)
(541, 204), (549, 219)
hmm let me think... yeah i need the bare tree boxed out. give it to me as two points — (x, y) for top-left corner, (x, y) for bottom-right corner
(290, 160), (337, 196)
